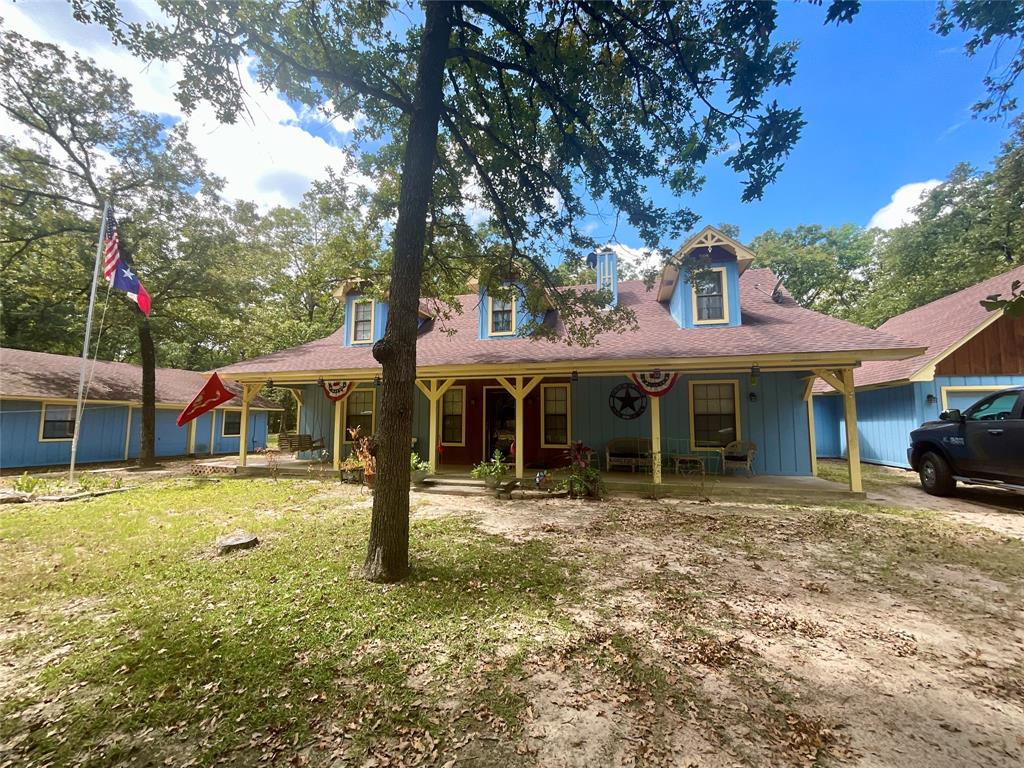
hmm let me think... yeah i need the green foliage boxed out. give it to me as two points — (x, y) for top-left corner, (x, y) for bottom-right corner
(751, 224), (875, 321)
(11, 472), (47, 495)
(470, 449), (509, 481)
(934, 0), (1024, 120)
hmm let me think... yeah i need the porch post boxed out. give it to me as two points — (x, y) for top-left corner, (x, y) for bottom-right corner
(650, 395), (662, 484)
(802, 377), (818, 477)
(239, 383), (250, 467)
(428, 389), (438, 474)
(497, 376), (543, 480)
(841, 368), (862, 493)
(123, 405), (133, 461)
(332, 397), (343, 470)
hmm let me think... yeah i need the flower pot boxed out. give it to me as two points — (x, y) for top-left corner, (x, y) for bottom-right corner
(364, 472), (376, 490)
(411, 469), (430, 485)
(483, 475), (501, 489)
(341, 468), (364, 484)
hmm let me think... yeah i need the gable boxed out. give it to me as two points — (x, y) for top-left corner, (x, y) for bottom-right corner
(934, 311), (1024, 376)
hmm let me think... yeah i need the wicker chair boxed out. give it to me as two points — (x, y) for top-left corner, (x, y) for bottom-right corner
(722, 440), (757, 476)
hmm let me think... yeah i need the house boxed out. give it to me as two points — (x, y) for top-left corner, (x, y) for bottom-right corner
(813, 265), (1024, 468)
(0, 347), (280, 470)
(215, 227), (923, 492)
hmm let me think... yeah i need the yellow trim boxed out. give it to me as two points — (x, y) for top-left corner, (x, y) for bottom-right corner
(216, 347), (926, 387)
(124, 405), (133, 460)
(222, 409), (242, 438)
(691, 267), (730, 325)
(350, 299), (375, 345)
(687, 379), (741, 451)
(38, 402), (76, 442)
(540, 382), (571, 448)
(939, 385), (1014, 412)
(342, 386), (376, 442)
(332, 398), (342, 470)
(908, 310), (1004, 382)
(188, 418), (196, 455)
(841, 369), (862, 493)
(440, 385), (467, 446)
(487, 294), (517, 337)
(806, 398), (817, 477)
(650, 395), (662, 484)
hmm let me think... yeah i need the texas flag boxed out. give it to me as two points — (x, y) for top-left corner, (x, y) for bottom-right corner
(102, 206), (151, 316)
(177, 373), (236, 427)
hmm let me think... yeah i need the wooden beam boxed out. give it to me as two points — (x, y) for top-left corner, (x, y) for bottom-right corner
(415, 379), (434, 399)
(123, 405), (133, 461)
(812, 368), (846, 395)
(806, 397), (818, 477)
(841, 368), (862, 493)
(239, 384), (250, 467)
(514, 377), (525, 480)
(801, 375), (817, 402)
(332, 398), (343, 471)
(650, 396), (662, 485)
(428, 396), (439, 473)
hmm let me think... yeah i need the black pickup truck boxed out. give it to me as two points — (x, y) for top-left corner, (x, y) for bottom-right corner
(908, 386), (1024, 496)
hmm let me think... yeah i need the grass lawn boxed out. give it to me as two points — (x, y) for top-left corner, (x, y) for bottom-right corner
(2, 477), (1023, 767)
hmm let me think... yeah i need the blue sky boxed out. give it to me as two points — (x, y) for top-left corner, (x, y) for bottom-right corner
(3, 0), (1018, 250)
(627, 1), (1017, 243)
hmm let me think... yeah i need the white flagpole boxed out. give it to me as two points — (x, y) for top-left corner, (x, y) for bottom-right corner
(69, 200), (110, 483)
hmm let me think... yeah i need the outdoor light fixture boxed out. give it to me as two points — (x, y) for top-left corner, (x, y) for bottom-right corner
(926, 393), (937, 405)
(749, 364), (760, 387)
(374, 375), (382, 387)
(317, 377), (325, 386)
(571, 370), (579, 382)
(748, 391), (759, 403)
(267, 379), (273, 389)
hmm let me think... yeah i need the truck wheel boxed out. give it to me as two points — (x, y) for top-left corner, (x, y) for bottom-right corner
(919, 452), (955, 496)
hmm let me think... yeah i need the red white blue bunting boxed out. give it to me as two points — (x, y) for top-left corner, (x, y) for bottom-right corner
(322, 380), (355, 402)
(630, 370), (679, 398)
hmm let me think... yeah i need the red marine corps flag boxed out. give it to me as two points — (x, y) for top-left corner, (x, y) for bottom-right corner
(177, 373), (236, 427)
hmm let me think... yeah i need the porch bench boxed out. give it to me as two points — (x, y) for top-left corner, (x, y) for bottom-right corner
(605, 437), (653, 472)
(277, 433), (324, 454)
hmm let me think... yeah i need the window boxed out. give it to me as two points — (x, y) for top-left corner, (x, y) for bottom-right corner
(689, 381), (739, 448)
(222, 410), (242, 437)
(693, 268), (728, 323)
(488, 295), (515, 336)
(40, 404), (75, 441)
(966, 392), (1020, 421)
(351, 300), (374, 343)
(441, 387), (465, 445)
(541, 384), (570, 447)
(345, 390), (375, 440)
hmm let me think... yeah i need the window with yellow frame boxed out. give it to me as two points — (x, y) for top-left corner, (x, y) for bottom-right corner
(441, 386), (466, 446)
(39, 403), (76, 441)
(541, 383), (571, 448)
(692, 267), (729, 324)
(488, 294), (516, 336)
(344, 389), (375, 441)
(351, 299), (374, 344)
(688, 380), (739, 448)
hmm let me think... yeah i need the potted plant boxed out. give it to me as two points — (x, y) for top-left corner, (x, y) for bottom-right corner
(471, 449), (508, 489)
(561, 441), (604, 499)
(410, 452), (431, 485)
(347, 426), (377, 489)
(338, 455), (364, 483)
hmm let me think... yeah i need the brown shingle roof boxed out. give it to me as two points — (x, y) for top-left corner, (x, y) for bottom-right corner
(816, 264), (1024, 392)
(0, 348), (281, 408)
(217, 269), (921, 378)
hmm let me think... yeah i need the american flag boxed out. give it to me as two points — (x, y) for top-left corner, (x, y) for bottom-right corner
(101, 206), (151, 316)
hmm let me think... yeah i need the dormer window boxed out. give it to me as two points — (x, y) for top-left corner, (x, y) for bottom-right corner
(693, 268), (728, 324)
(488, 295), (516, 336)
(351, 300), (374, 344)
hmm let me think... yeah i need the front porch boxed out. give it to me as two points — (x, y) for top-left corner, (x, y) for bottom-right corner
(226, 364), (866, 493)
(191, 454), (863, 502)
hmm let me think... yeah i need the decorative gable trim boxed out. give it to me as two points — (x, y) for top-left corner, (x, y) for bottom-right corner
(658, 225), (755, 301)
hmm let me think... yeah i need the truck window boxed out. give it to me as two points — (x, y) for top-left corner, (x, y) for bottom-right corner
(966, 392), (1020, 421)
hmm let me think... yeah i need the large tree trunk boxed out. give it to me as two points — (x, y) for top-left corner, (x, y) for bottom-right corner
(137, 314), (157, 467)
(364, 1), (454, 583)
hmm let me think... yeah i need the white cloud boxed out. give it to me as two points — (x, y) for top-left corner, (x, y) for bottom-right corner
(868, 180), (942, 230)
(2, 0), (371, 209)
(603, 243), (663, 277)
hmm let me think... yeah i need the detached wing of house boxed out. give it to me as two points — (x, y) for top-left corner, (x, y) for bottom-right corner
(814, 264), (1024, 468)
(0, 348), (281, 469)
(216, 226), (922, 492)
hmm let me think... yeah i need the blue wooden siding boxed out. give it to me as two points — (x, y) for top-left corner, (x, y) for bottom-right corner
(812, 395), (844, 458)
(211, 410), (269, 455)
(477, 287), (544, 340)
(669, 261), (742, 329)
(815, 374), (1024, 469)
(295, 383), (380, 462)
(0, 400), (267, 469)
(342, 293), (388, 348)
(571, 371), (811, 475)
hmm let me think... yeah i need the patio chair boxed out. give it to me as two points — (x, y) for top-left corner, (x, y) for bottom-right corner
(722, 440), (757, 476)
(278, 432), (325, 454)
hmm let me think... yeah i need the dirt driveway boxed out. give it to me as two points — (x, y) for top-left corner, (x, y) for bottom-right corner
(415, 489), (1024, 767)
